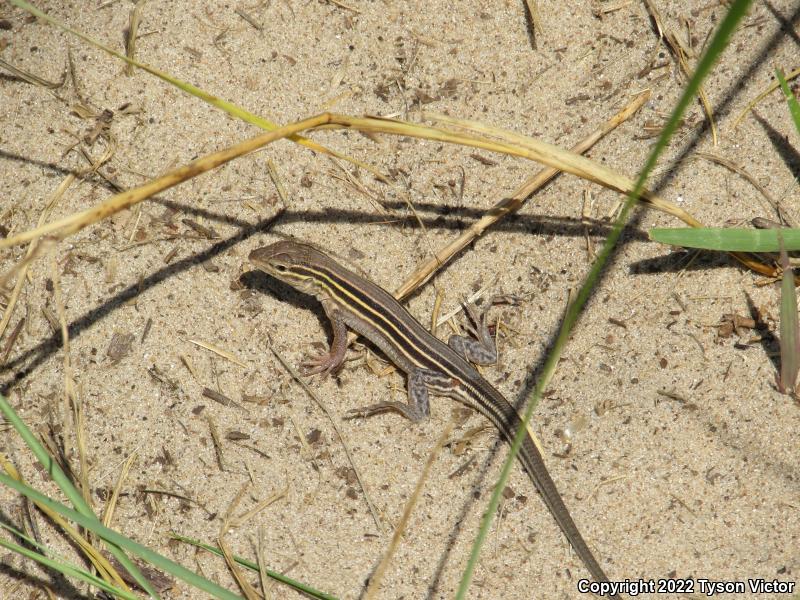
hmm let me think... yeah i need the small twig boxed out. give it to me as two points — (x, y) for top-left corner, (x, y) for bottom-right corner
(395, 91), (651, 299)
(363, 424), (453, 600)
(206, 415), (226, 471)
(202, 386), (244, 410)
(270, 345), (384, 534)
(189, 339), (248, 368)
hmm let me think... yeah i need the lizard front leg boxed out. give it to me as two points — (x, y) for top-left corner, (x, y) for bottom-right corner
(301, 297), (350, 376)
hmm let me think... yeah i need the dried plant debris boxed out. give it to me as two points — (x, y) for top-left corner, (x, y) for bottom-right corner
(0, 57), (66, 88)
(717, 313), (757, 339)
(717, 307), (773, 344)
(181, 218), (218, 239)
(202, 387), (244, 410)
(106, 331), (135, 363)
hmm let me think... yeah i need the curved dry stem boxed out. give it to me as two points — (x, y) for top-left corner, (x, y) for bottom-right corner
(0, 114), (330, 251)
(0, 111), (775, 281)
(394, 91), (651, 298)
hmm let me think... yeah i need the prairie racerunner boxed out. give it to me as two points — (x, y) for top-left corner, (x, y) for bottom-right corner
(250, 240), (618, 597)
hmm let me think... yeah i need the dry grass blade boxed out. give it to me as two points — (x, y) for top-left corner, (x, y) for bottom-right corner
(256, 526), (272, 600)
(188, 339), (248, 368)
(206, 415), (226, 472)
(219, 484), (286, 600)
(229, 487), (286, 529)
(124, 0), (148, 76)
(219, 483), (261, 600)
(363, 424), (452, 600)
(0, 112), (777, 279)
(0, 174), (73, 339)
(732, 65), (800, 129)
(0, 454), (131, 591)
(643, 0), (717, 145)
(102, 451), (138, 528)
(0, 57), (65, 88)
(49, 255), (77, 458)
(393, 91), (650, 298)
(72, 388), (91, 518)
(266, 160), (289, 206)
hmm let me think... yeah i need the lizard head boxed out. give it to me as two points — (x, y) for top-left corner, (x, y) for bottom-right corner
(249, 240), (333, 297)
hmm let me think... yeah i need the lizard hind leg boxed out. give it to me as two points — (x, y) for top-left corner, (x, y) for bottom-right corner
(345, 369), (440, 422)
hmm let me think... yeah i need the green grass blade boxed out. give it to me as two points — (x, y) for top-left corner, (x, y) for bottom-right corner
(778, 232), (799, 392)
(456, 0), (754, 596)
(0, 392), (158, 597)
(776, 72), (800, 393)
(650, 227), (800, 251)
(777, 69), (800, 135)
(0, 472), (245, 600)
(0, 523), (138, 600)
(171, 534), (339, 600)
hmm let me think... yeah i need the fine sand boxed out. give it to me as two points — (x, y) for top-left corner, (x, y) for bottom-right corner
(1, 1), (799, 598)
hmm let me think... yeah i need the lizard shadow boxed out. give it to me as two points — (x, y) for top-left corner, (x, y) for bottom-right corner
(0, 210), (285, 393)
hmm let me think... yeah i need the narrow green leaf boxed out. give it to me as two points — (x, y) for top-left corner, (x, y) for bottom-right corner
(776, 69), (800, 136)
(0, 392), (158, 597)
(0, 472), (244, 600)
(457, 0), (754, 596)
(649, 227), (800, 252)
(778, 232), (799, 392)
(0, 524), (138, 600)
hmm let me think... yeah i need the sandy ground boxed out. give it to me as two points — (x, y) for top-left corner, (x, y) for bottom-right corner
(1, 1), (799, 599)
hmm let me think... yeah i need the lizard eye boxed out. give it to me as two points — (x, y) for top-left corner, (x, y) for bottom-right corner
(275, 264), (288, 273)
